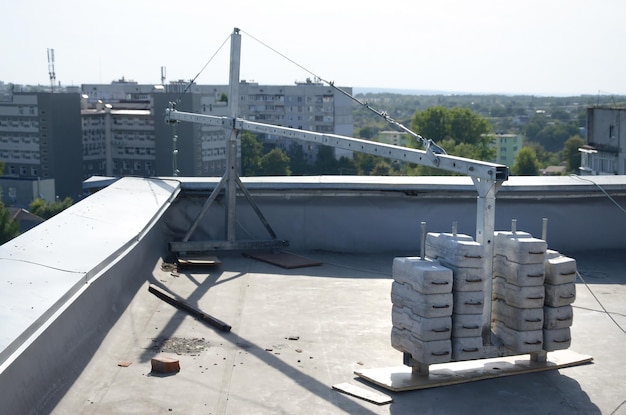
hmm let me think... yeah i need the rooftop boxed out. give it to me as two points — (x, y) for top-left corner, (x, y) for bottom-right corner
(1, 175), (625, 414)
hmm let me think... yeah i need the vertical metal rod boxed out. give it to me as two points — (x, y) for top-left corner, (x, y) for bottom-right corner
(473, 177), (497, 346)
(511, 219), (517, 233)
(225, 28), (241, 243)
(452, 221), (458, 236)
(542, 217), (548, 242)
(420, 221), (426, 260)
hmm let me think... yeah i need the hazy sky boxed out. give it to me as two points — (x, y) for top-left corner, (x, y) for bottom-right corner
(2, 0), (625, 96)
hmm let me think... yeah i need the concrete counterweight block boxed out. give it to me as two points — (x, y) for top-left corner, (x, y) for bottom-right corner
(392, 257), (453, 295)
(492, 299), (544, 331)
(425, 233), (484, 269)
(493, 321), (543, 354)
(544, 327), (572, 351)
(452, 314), (482, 338)
(391, 281), (453, 318)
(452, 337), (483, 361)
(441, 263), (484, 292)
(544, 305), (573, 329)
(391, 305), (452, 341)
(391, 327), (451, 365)
(493, 277), (545, 309)
(545, 283), (576, 307)
(494, 231), (547, 265)
(452, 291), (484, 315)
(545, 251), (578, 285)
(493, 255), (545, 286)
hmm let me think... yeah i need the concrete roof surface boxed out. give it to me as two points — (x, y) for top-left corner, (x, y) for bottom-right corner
(50, 249), (625, 415)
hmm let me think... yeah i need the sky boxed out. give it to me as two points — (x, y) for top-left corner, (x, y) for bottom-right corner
(2, 0), (626, 96)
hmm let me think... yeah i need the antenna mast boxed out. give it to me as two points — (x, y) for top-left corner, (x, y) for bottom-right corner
(161, 66), (166, 85)
(47, 48), (56, 93)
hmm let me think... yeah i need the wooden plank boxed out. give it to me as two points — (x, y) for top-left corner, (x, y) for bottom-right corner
(243, 251), (322, 269)
(148, 284), (231, 332)
(332, 382), (392, 405)
(355, 349), (592, 392)
(177, 256), (222, 266)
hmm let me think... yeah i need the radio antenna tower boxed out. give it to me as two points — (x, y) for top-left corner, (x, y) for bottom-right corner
(47, 48), (56, 93)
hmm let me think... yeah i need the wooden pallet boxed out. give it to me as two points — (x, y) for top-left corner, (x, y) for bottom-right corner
(355, 350), (592, 392)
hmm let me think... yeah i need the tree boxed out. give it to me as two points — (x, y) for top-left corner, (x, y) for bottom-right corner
(563, 135), (585, 172)
(241, 131), (263, 176)
(311, 145), (339, 174)
(29, 197), (73, 220)
(511, 147), (540, 176)
(287, 143), (309, 175)
(534, 123), (579, 152)
(259, 148), (291, 176)
(410, 106), (490, 146)
(0, 201), (19, 244)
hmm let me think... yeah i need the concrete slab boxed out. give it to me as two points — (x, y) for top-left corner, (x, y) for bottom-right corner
(47, 249), (626, 414)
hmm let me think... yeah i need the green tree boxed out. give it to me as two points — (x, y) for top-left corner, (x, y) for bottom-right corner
(0, 201), (19, 244)
(534, 123), (579, 152)
(241, 131), (263, 176)
(287, 143), (309, 175)
(410, 106), (490, 146)
(311, 145), (339, 174)
(259, 148), (291, 176)
(29, 197), (73, 220)
(511, 147), (540, 176)
(563, 135), (585, 172)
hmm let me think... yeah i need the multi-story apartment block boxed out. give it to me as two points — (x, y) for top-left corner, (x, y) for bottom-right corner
(0, 79), (353, 207)
(85, 78), (354, 176)
(580, 106), (626, 175)
(493, 133), (523, 166)
(0, 92), (82, 207)
(81, 98), (156, 178)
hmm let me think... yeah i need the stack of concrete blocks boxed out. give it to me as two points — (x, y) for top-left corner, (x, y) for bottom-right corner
(543, 250), (576, 350)
(390, 257), (454, 365)
(424, 233), (485, 361)
(492, 231), (548, 354)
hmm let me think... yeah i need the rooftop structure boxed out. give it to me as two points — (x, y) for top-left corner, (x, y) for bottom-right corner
(1, 175), (625, 414)
(2, 29), (626, 414)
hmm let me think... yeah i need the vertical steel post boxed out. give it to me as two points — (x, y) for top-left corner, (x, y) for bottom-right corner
(472, 177), (498, 345)
(226, 28), (241, 243)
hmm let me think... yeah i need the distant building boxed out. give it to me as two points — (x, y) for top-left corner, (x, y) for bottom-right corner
(492, 134), (523, 166)
(0, 80), (353, 207)
(0, 92), (83, 207)
(84, 79), (354, 175)
(377, 131), (410, 147)
(580, 106), (626, 175)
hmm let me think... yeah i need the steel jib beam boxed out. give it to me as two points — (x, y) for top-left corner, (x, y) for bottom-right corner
(238, 119), (508, 182)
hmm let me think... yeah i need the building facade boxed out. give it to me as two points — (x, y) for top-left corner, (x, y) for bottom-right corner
(0, 80), (353, 207)
(580, 106), (626, 175)
(493, 133), (523, 166)
(0, 92), (82, 207)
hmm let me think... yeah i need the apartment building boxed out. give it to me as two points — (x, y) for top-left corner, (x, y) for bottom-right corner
(493, 133), (523, 166)
(580, 106), (626, 175)
(0, 79), (353, 206)
(86, 78), (354, 176)
(0, 92), (82, 207)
